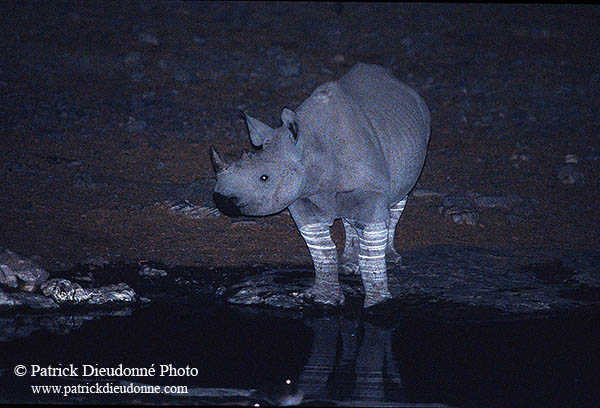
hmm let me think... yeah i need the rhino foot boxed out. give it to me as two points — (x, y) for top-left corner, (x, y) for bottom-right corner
(385, 247), (402, 270)
(340, 260), (360, 275)
(363, 291), (392, 308)
(302, 283), (345, 306)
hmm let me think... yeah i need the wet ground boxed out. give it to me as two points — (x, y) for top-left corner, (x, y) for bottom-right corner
(2, 248), (600, 407)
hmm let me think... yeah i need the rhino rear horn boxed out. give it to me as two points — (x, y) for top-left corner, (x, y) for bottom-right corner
(281, 107), (298, 140)
(210, 147), (227, 173)
(243, 112), (273, 147)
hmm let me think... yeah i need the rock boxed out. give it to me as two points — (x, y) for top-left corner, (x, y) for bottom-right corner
(333, 54), (345, 63)
(41, 278), (136, 305)
(0, 248), (50, 292)
(41, 278), (88, 302)
(124, 116), (147, 133)
(156, 59), (169, 71)
(173, 276), (214, 296)
(401, 37), (413, 47)
(138, 32), (159, 45)
(558, 165), (584, 184)
(264, 293), (304, 309)
(509, 153), (531, 168)
(227, 288), (263, 306)
(139, 265), (167, 277)
(223, 247), (600, 314)
(438, 195), (480, 225)
(0, 288), (18, 307)
(66, 160), (83, 168)
(412, 188), (444, 199)
(86, 283), (136, 305)
(557, 165), (584, 184)
(167, 200), (221, 219)
(441, 195), (472, 209)
(445, 209), (480, 226)
(474, 195), (521, 209)
(230, 220), (259, 228)
(9, 292), (60, 309)
(0, 264), (17, 288)
(565, 154), (579, 164)
(227, 272), (310, 309)
(0, 288), (58, 309)
(515, 141), (532, 151)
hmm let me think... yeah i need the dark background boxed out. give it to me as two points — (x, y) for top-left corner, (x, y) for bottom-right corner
(1, 2), (599, 271)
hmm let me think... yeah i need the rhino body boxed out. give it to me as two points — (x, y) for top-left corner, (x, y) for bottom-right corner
(211, 63), (430, 307)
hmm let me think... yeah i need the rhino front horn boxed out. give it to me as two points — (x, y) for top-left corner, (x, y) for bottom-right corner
(210, 147), (227, 173)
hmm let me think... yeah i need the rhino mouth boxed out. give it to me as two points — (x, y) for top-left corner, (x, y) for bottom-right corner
(212, 192), (243, 217)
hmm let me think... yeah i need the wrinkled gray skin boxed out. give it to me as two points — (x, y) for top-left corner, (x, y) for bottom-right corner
(211, 63), (430, 308)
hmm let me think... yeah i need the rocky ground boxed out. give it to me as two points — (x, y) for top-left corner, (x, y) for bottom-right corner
(2, 243), (600, 340)
(1, 2), (599, 272)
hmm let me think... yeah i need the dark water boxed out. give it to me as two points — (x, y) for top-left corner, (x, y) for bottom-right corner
(1, 298), (600, 407)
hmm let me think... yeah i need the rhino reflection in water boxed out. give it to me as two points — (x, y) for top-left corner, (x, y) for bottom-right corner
(211, 63), (430, 308)
(294, 316), (403, 402)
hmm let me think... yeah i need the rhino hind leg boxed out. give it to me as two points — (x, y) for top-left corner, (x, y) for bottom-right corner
(386, 197), (407, 269)
(340, 219), (360, 275)
(355, 221), (393, 308)
(299, 223), (345, 306)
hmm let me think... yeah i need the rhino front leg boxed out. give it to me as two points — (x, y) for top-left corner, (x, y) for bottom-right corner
(386, 196), (407, 269)
(340, 219), (360, 275)
(299, 223), (345, 306)
(356, 222), (393, 308)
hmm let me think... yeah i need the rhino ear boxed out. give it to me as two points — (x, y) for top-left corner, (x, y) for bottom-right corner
(281, 107), (298, 141)
(210, 147), (227, 173)
(243, 112), (273, 147)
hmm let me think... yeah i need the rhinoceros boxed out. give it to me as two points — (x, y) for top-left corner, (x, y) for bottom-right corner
(210, 62), (430, 308)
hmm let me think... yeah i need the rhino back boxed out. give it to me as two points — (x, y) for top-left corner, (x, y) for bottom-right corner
(337, 63), (431, 202)
(296, 74), (390, 195)
(295, 63), (430, 202)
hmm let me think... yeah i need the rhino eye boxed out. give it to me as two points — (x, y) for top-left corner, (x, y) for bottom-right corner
(260, 174), (269, 181)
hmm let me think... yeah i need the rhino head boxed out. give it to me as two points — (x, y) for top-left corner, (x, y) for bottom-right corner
(210, 108), (306, 217)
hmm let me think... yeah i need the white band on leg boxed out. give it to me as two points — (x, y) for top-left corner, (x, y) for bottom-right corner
(357, 223), (391, 306)
(300, 223), (339, 279)
(387, 197), (407, 250)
